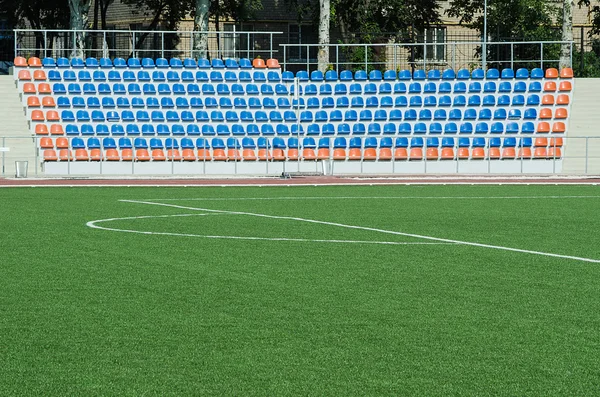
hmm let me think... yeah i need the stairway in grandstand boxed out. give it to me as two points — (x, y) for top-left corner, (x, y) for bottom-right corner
(562, 78), (600, 174)
(0, 75), (37, 176)
(11, 55), (577, 176)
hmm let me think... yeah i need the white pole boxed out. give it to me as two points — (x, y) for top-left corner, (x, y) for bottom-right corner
(482, 0), (488, 69)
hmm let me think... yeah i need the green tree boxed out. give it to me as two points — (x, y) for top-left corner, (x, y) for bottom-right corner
(447, 0), (561, 69)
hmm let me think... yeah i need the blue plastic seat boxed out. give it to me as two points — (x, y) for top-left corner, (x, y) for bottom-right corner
(493, 109), (507, 120)
(469, 82), (482, 93)
(410, 137), (424, 147)
(409, 82), (422, 94)
(374, 109), (387, 121)
(438, 95), (451, 107)
(382, 123), (395, 135)
(411, 69), (425, 80)
(429, 123), (443, 134)
(444, 123), (458, 134)
(296, 70), (309, 81)
(409, 96), (422, 107)
(457, 68), (470, 79)
(471, 68), (484, 79)
(351, 97), (365, 108)
(526, 94), (540, 106)
(267, 71), (280, 82)
(453, 95), (466, 107)
(505, 122), (519, 134)
(458, 138), (471, 148)
(441, 137), (455, 147)
(306, 124), (320, 136)
(76, 110), (90, 122)
(530, 68), (544, 79)
(423, 82), (436, 93)
(486, 68), (500, 79)
(320, 70), (337, 81)
(137, 71), (150, 81)
(340, 70), (353, 81)
(501, 68), (515, 79)
(91, 110), (104, 121)
(404, 109), (417, 120)
(475, 122), (489, 134)
(380, 96), (393, 108)
(71, 137), (86, 149)
(349, 83), (362, 94)
(426, 137), (440, 148)
(343, 110), (357, 122)
(56, 57), (69, 68)
(127, 58), (141, 69)
(352, 124), (366, 135)
(389, 109), (402, 121)
(454, 82), (466, 93)
(359, 110), (373, 121)
(442, 68), (456, 80)
(491, 122), (504, 134)
(437, 82), (451, 93)
(498, 81), (512, 92)
(364, 83), (377, 94)
(524, 108), (537, 119)
(413, 123), (427, 134)
(393, 82), (407, 94)
(140, 124), (154, 136)
(503, 137), (517, 147)
(472, 138), (486, 147)
(64, 125), (79, 136)
(528, 81), (542, 92)
(512, 95), (525, 106)
(337, 124), (350, 135)
(517, 68), (530, 79)
(508, 109), (522, 119)
(329, 109), (342, 122)
(419, 109), (432, 120)
(448, 109), (462, 120)
(395, 137), (409, 148)
(464, 109), (477, 120)
(424, 96), (437, 107)
(315, 110), (328, 122)
(460, 122), (473, 134)
(118, 137), (133, 149)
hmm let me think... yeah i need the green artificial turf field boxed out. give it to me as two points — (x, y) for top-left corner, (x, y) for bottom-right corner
(1, 184), (599, 395)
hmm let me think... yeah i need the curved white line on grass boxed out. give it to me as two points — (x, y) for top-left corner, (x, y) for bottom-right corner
(118, 199), (600, 264)
(138, 195), (600, 202)
(86, 213), (449, 246)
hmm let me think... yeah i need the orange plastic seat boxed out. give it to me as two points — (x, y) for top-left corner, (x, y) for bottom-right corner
(252, 58), (266, 68)
(287, 148), (299, 161)
(457, 148), (470, 159)
(227, 149), (241, 161)
(378, 148), (392, 160)
(167, 149), (182, 161)
(272, 149), (286, 161)
(559, 67), (573, 78)
(14, 56), (27, 67)
(31, 110), (44, 121)
(518, 147), (532, 158)
(18, 70), (31, 80)
(348, 148), (362, 160)
(426, 148), (439, 160)
(556, 94), (569, 105)
(541, 94), (554, 105)
(266, 58), (280, 68)
(543, 81), (556, 92)
(539, 109), (552, 120)
(409, 148), (423, 160)
(548, 147), (562, 158)
(197, 149), (211, 160)
(471, 148), (485, 159)
(258, 149), (272, 161)
(534, 147), (548, 158)
(46, 110), (60, 121)
(552, 122), (566, 133)
(440, 148), (454, 160)
(58, 149), (73, 161)
(394, 148), (408, 160)
(33, 70), (47, 80)
(50, 124), (64, 135)
(42, 97), (56, 107)
(545, 68), (558, 78)
(37, 83), (51, 94)
(90, 149), (102, 161)
(317, 148), (331, 160)
(182, 149), (196, 161)
(549, 137), (564, 147)
(534, 137), (548, 147)
(27, 57), (42, 67)
(213, 149), (226, 161)
(39, 137), (54, 148)
(23, 83), (36, 94)
(558, 81), (572, 91)
(43, 149), (57, 161)
(121, 148), (133, 161)
(501, 148), (516, 159)
(554, 108), (568, 119)
(105, 149), (120, 161)
(333, 148), (346, 160)
(242, 149), (257, 161)
(488, 148), (501, 159)
(302, 148), (316, 160)
(27, 96), (41, 107)
(152, 149), (166, 161)
(362, 148), (377, 160)
(536, 122), (550, 133)
(75, 149), (89, 161)
(35, 124), (49, 135)
(55, 137), (69, 149)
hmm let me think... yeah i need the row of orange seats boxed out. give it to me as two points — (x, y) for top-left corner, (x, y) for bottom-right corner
(43, 146), (562, 162)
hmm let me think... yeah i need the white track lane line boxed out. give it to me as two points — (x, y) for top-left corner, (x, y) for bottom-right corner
(116, 199), (600, 264)
(137, 195), (600, 202)
(86, 213), (450, 246)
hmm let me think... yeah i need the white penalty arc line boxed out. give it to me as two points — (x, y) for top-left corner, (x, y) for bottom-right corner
(135, 195), (600, 202)
(86, 213), (449, 246)
(114, 199), (600, 264)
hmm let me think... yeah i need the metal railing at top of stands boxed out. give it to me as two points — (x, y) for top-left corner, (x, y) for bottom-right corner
(14, 29), (283, 61)
(2, 135), (600, 176)
(281, 41), (574, 73)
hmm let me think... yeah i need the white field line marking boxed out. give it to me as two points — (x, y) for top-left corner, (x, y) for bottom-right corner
(136, 195), (600, 202)
(86, 213), (449, 246)
(118, 199), (600, 264)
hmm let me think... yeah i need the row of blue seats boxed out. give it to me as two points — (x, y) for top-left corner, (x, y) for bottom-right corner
(59, 136), (544, 150)
(57, 121), (544, 137)
(40, 80), (556, 96)
(47, 94), (553, 111)
(38, 57), (550, 81)
(40, 70), (560, 92)
(41, 57), (254, 69)
(45, 92), (555, 113)
(51, 107), (544, 124)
